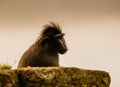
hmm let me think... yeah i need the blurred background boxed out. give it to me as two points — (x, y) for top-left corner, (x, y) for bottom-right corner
(0, 0), (120, 86)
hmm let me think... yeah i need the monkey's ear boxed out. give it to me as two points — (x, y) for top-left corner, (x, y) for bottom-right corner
(41, 37), (49, 45)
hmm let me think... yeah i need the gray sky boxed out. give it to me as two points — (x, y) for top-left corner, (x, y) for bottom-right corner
(0, 0), (120, 87)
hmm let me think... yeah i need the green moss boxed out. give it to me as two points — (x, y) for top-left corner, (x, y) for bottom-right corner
(0, 64), (12, 70)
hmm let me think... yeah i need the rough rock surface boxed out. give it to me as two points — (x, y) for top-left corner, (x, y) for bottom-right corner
(0, 70), (18, 87)
(18, 67), (111, 87)
(0, 67), (111, 87)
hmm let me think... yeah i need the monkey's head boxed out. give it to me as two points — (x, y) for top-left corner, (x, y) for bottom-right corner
(40, 22), (68, 54)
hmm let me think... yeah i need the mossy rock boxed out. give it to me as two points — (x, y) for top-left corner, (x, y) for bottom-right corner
(0, 67), (111, 87)
(0, 70), (18, 87)
(17, 67), (111, 87)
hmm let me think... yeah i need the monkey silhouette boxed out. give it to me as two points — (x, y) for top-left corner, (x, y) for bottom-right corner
(17, 22), (68, 68)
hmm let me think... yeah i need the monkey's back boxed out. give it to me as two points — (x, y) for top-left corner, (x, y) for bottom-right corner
(17, 44), (59, 68)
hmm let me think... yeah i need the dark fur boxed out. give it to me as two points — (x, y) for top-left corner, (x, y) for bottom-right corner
(17, 22), (68, 68)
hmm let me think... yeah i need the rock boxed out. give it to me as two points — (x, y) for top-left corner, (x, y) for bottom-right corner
(0, 67), (111, 87)
(17, 67), (111, 87)
(0, 70), (18, 87)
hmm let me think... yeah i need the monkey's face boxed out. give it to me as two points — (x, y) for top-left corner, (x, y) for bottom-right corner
(54, 33), (68, 54)
(42, 33), (68, 54)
